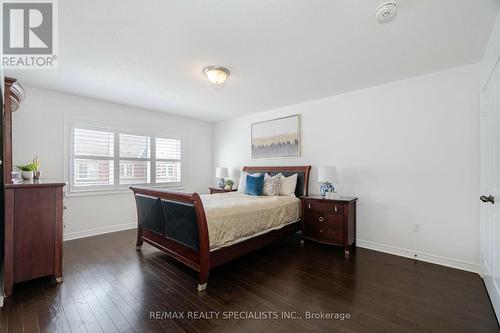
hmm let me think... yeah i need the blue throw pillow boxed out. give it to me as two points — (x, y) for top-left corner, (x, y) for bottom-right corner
(245, 174), (265, 196)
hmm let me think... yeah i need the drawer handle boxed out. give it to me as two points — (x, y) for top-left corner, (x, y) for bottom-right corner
(334, 205), (338, 212)
(319, 216), (324, 222)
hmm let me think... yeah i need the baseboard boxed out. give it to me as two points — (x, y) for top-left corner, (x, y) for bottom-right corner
(64, 222), (136, 241)
(356, 239), (480, 274)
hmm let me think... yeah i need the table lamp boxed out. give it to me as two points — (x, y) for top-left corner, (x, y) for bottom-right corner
(216, 167), (228, 188)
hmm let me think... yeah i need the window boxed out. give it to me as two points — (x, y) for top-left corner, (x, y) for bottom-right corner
(156, 138), (181, 184)
(70, 124), (181, 192)
(72, 128), (114, 187)
(118, 133), (151, 185)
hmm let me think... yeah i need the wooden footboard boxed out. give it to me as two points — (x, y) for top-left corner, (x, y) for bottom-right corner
(130, 186), (210, 291)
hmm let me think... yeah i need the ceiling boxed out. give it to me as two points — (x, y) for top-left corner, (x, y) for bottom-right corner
(6, 0), (500, 122)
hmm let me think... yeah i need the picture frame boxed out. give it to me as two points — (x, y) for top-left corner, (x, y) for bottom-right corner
(251, 114), (301, 159)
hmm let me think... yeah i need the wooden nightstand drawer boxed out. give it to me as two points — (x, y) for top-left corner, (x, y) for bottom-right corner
(304, 223), (343, 244)
(306, 210), (343, 227)
(306, 200), (344, 214)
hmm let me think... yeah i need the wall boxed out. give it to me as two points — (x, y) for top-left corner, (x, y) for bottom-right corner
(12, 87), (213, 240)
(481, 9), (500, 89)
(214, 64), (480, 272)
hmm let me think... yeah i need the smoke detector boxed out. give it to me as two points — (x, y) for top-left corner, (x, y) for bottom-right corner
(376, 2), (397, 24)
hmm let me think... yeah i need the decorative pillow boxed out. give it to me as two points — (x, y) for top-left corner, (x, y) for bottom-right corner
(279, 173), (298, 197)
(237, 171), (247, 192)
(237, 172), (260, 192)
(263, 173), (281, 196)
(245, 174), (265, 196)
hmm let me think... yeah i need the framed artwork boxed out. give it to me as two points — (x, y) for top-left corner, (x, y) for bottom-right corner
(251, 114), (301, 159)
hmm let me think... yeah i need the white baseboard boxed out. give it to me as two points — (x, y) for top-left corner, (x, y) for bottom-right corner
(64, 222), (136, 241)
(356, 239), (480, 274)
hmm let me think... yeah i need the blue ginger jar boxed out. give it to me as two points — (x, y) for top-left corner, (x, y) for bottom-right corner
(319, 182), (334, 197)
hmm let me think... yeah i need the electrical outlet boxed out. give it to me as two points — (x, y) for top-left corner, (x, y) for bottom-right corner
(413, 224), (421, 232)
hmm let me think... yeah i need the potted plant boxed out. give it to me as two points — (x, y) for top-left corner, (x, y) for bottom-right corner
(33, 156), (42, 179)
(16, 163), (37, 180)
(224, 179), (234, 190)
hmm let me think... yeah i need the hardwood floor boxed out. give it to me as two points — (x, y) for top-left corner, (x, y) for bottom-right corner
(0, 229), (498, 332)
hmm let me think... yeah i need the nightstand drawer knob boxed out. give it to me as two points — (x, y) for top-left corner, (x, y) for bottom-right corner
(334, 205), (338, 212)
(319, 216), (324, 222)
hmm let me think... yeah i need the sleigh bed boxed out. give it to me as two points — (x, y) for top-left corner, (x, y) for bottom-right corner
(130, 166), (311, 291)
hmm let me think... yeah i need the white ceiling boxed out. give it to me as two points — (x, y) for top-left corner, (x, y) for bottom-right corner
(6, 0), (500, 122)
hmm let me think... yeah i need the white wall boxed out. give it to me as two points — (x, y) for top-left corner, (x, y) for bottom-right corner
(12, 87), (213, 240)
(481, 9), (500, 89)
(214, 64), (480, 272)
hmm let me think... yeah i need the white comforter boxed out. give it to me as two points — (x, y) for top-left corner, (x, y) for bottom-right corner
(200, 192), (301, 250)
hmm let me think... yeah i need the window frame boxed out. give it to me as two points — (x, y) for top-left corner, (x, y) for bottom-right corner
(68, 122), (183, 194)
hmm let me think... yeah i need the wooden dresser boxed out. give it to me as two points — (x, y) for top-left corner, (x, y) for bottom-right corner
(4, 181), (65, 297)
(300, 195), (357, 255)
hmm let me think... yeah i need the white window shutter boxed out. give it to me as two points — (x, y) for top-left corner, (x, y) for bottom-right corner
(73, 128), (114, 188)
(156, 138), (181, 184)
(70, 126), (182, 191)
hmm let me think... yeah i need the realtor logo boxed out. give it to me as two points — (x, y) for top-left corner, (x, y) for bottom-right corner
(2, 0), (58, 68)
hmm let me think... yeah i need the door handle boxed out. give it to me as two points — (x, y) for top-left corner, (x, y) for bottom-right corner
(480, 195), (495, 204)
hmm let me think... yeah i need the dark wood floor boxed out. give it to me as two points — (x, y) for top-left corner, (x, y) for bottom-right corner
(0, 229), (497, 333)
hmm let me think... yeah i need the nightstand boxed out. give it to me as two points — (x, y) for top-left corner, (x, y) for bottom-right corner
(209, 187), (237, 194)
(300, 195), (357, 255)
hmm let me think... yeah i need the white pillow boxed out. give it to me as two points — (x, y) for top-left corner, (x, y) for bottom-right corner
(237, 171), (247, 192)
(280, 173), (298, 197)
(237, 172), (260, 193)
(263, 173), (282, 196)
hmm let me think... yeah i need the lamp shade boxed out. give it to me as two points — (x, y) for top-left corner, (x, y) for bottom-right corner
(216, 167), (228, 178)
(230, 168), (240, 179)
(318, 166), (339, 183)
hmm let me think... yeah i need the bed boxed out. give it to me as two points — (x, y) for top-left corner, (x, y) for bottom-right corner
(130, 165), (311, 291)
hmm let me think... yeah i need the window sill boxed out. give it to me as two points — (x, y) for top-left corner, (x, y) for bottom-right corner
(65, 185), (185, 198)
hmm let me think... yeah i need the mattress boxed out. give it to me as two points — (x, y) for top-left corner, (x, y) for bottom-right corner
(200, 192), (301, 250)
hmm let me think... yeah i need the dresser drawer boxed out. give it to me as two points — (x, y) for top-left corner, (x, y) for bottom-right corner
(304, 223), (343, 244)
(305, 200), (344, 214)
(306, 210), (343, 227)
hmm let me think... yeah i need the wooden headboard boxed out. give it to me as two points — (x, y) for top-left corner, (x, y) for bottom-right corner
(242, 166), (312, 197)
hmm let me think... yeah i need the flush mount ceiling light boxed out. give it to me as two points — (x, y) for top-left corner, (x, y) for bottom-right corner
(376, 2), (397, 24)
(203, 66), (230, 84)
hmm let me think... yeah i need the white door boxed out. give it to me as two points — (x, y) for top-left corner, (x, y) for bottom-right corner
(480, 57), (500, 322)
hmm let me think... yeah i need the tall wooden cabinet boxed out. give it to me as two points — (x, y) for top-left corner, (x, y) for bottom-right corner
(2, 77), (66, 298)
